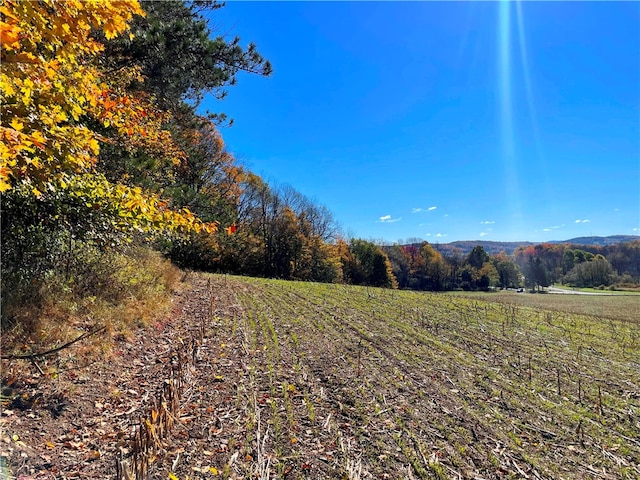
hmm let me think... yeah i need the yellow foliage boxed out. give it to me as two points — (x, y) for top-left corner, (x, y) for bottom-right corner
(0, 0), (214, 234)
(0, 0), (143, 186)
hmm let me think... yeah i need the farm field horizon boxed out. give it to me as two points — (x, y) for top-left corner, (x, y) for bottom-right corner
(156, 275), (639, 479)
(2, 274), (639, 479)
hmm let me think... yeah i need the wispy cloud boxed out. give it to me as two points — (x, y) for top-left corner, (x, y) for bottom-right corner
(479, 232), (489, 237)
(543, 224), (565, 232)
(378, 215), (402, 223)
(633, 227), (639, 232)
(575, 219), (590, 224)
(480, 220), (495, 225)
(412, 206), (437, 213)
(435, 233), (447, 238)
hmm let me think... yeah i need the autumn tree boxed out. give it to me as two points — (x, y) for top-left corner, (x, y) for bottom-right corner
(344, 240), (397, 288)
(466, 245), (490, 270)
(565, 254), (615, 288)
(385, 245), (411, 289)
(0, 0), (217, 325)
(0, 0), (213, 235)
(525, 256), (549, 291)
(492, 252), (522, 289)
(93, 0), (272, 208)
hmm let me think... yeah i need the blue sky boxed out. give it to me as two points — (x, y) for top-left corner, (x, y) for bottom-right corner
(201, 1), (640, 244)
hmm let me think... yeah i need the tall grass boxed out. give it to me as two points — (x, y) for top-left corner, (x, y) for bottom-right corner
(1, 242), (181, 357)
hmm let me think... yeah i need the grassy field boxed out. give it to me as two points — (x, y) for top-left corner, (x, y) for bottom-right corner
(179, 276), (640, 480)
(453, 290), (640, 324)
(548, 285), (640, 295)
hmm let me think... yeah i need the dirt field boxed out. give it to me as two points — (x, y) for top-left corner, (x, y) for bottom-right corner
(2, 274), (639, 479)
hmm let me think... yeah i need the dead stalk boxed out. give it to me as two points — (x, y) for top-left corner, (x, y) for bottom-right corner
(254, 394), (272, 480)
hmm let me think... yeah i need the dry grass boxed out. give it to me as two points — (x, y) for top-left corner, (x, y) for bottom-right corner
(1, 246), (182, 359)
(453, 290), (640, 324)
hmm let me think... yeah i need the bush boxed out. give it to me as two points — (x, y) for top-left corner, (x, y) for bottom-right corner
(2, 237), (180, 354)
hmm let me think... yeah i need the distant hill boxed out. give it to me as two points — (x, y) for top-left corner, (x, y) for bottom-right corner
(426, 235), (640, 256)
(549, 235), (640, 246)
(430, 240), (533, 256)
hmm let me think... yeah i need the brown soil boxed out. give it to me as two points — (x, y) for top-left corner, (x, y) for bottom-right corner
(1, 274), (216, 479)
(1, 274), (356, 479)
(2, 274), (638, 480)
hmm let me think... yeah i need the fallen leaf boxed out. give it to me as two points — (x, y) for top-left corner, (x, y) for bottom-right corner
(63, 441), (85, 450)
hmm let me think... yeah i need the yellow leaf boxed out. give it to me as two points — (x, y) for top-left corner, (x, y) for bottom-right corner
(209, 466), (219, 475)
(32, 187), (42, 197)
(10, 119), (24, 131)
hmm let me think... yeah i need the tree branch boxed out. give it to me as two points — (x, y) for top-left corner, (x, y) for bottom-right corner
(1, 326), (106, 360)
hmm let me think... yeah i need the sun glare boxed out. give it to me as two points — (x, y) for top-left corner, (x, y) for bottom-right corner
(498, 0), (524, 236)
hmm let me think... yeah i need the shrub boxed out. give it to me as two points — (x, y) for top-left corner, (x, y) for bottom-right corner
(1, 238), (180, 355)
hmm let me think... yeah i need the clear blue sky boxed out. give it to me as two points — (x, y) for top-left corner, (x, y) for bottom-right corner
(201, 1), (640, 244)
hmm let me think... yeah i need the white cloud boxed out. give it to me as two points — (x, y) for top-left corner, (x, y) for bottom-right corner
(633, 227), (639, 232)
(425, 233), (431, 237)
(435, 233), (447, 238)
(575, 219), (590, 224)
(544, 224), (565, 232)
(378, 215), (401, 223)
(412, 206), (437, 213)
(480, 220), (495, 225)
(479, 232), (489, 237)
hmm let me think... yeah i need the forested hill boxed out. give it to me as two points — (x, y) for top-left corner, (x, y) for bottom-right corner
(429, 235), (640, 256)
(431, 240), (533, 256)
(550, 235), (640, 247)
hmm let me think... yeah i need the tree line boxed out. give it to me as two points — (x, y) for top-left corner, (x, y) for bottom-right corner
(1, 0), (400, 326)
(513, 241), (640, 290)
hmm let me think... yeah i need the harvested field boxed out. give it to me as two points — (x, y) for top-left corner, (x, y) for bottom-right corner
(2, 274), (639, 479)
(454, 290), (640, 324)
